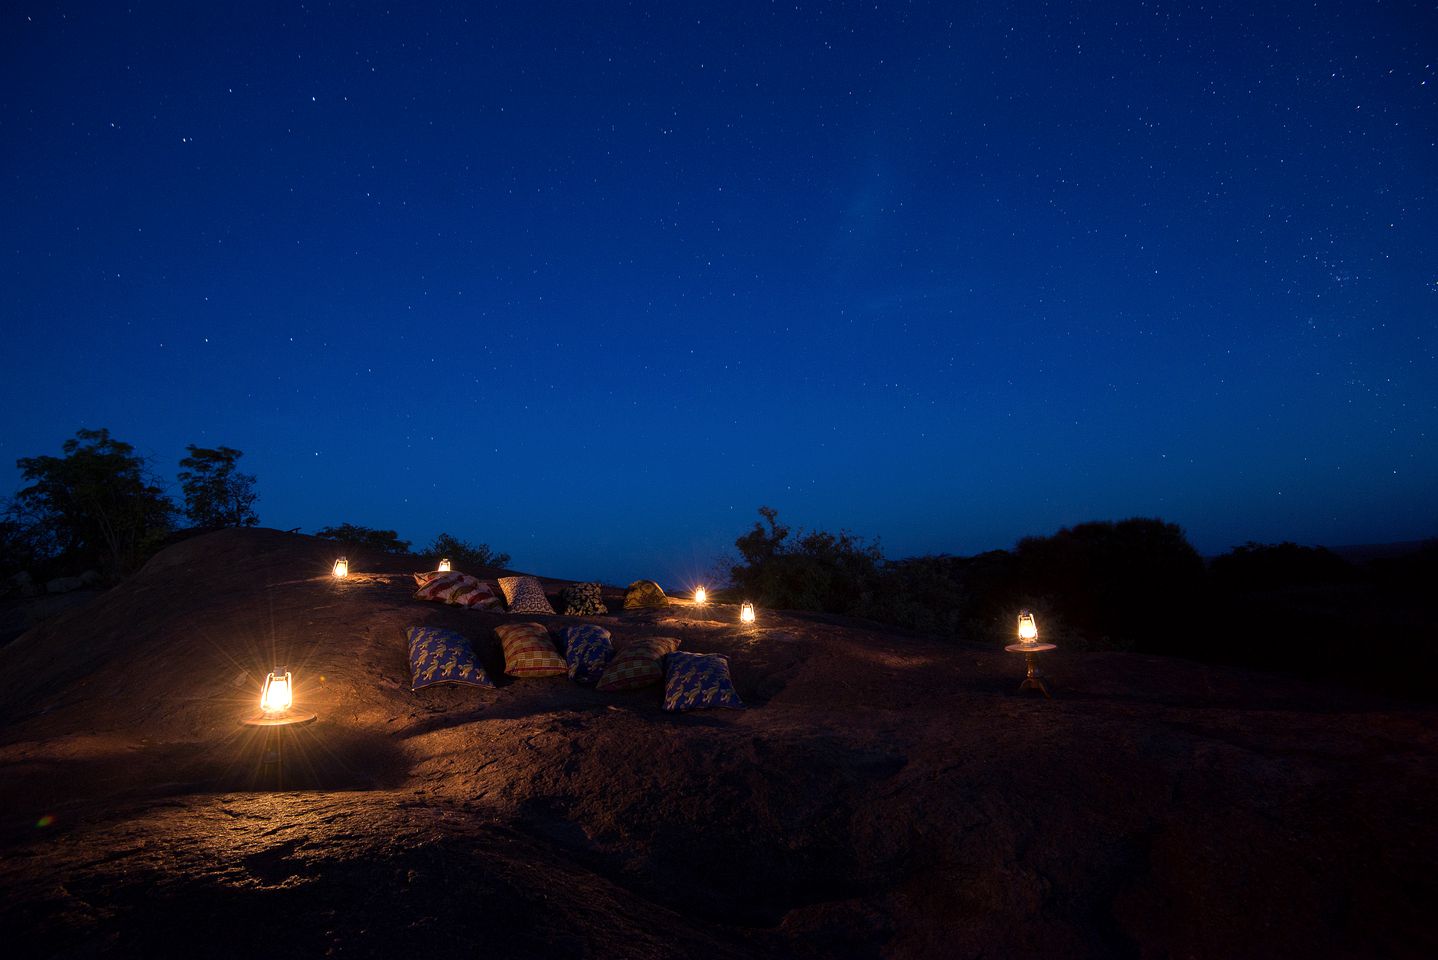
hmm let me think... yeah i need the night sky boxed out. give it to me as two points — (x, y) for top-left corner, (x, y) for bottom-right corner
(3, 2), (1435, 587)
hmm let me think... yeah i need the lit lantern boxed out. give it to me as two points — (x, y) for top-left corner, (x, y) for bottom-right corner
(694, 587), (707, 604)
(333, 557), (349, 578)
(260, 668), (294, 715)
(437, 558), (452, 573)
(1017, 611), (1038, 644)
(740, 602), (756, 624)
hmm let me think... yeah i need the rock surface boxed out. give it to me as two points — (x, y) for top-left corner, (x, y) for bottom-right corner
(0, 528), (1435, 959)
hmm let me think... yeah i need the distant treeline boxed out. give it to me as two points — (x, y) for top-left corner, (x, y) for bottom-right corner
(724, 506), (1438, 699)
(0, 429), (510, 584)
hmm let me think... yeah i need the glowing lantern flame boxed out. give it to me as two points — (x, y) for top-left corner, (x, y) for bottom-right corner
(740, 602), (756, 624)
(1017, 611), (1038, 644)
(333, 557), (349, 578)
(437, 558), (452, 572)
(694, 587), (707, 604)
(260, 668), (294, 715)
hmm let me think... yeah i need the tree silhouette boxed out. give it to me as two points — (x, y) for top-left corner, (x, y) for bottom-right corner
(178, 445), (259, 528)
(14, 428), (175, 578)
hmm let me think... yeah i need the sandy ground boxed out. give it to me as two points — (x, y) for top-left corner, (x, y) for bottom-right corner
(1, 528), (1435, 959)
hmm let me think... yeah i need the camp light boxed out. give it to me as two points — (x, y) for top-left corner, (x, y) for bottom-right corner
(438, 558), (452, 573)
(740, 602), (756, 624)
(1017, 611), (1038, 644)
(260, 668), (294, 715)
(333, 557), (349, 579)
(694, 587), (707, 604)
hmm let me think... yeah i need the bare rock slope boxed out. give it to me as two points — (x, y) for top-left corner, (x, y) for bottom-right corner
(1, 528), (1435, 958)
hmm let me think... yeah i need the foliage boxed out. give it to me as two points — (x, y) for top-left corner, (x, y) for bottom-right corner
(315, 523), (411, 553)
(12, 428), (176, 579)
(426, 532), (511, 570)
(729, 507), (884, 615)
(1209, 541), (1353, 591)
(178, 445), (259, 528)
(1010, 518), (1207, 651)
(726, 510), (1207, 651)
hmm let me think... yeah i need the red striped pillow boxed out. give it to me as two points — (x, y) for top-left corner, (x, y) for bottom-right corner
(414, 572), (501, 609)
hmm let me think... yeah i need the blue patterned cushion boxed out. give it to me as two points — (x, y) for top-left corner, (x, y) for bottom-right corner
(406, 625), (494, 691)
(559, 624), (614, 684)
(662, 651), (744, 712)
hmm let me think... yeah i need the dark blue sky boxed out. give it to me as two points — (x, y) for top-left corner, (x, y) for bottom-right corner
(3, 2), (1435, 586)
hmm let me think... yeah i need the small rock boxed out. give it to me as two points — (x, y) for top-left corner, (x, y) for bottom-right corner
(46, 576), (85, 595)
(79, 570), (102, 587)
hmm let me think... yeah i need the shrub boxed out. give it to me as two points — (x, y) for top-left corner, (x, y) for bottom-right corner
(1012, 518), (1206, 651)
(315, 523), (411, 553)
(729, 507), (884, 615)
(1209, 541), (1353, 591)
(426, 532), (511, 570)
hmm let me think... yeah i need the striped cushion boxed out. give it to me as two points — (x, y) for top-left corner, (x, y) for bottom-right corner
(413, 572), (501, 609)
(595, 636), (680, 691)
(406, 625), (494, 691)
(662, 651), (744, 711)
(497, 575), (556, 615)
(559, 624), (614, 684)
(495, 622), (567, 677)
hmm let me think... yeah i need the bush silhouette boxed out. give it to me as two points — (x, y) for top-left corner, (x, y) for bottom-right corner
(1210, 541), (1353, 591)
(426, 532), (511, 571)
(315, 523), (411, 553)
(1012, 518), (1206, 651)
(729, 507), (883, 615)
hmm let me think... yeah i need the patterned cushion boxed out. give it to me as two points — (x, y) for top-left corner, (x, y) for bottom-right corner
(497, 575), (557, 615)
(559, 624), (614, 684)
(413, 572), (501, 609)
(595, 636), (680, 691)
(495, 622), (567, 677)
(662, 651), (744, 712)
(623, 579), (668, 609)
(559, 581), (608, 616)
(406, 625), (494, 691)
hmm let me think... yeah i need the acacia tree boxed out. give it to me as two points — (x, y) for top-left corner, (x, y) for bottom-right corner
(14, 428), (175, 578)
(178, 445), (259, 528)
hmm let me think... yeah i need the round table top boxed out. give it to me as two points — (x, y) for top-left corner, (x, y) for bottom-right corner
(240, 712), (318, 728)
(1005, 642), (1056, 653)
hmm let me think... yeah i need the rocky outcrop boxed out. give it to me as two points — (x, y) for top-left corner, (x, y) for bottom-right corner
(0, 528), (1433, 960)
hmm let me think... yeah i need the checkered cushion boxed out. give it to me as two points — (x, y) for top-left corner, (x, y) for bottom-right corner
(559, 581), (608, 616)
(406, 625), (494, 691)
(595, 636), (680, 691)
(497, 575), (557, 615)
(495, 622), (567, 677)
(413, 572), (501, 609)
(559, 624), (614, 684)
(662, 651), (744, 712)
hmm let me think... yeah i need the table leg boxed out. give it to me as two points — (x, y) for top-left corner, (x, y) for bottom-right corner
(1017, 651), (1051, 698)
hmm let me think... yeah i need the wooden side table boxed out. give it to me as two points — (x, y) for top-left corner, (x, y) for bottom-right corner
(1004, 642), (1055, 697)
